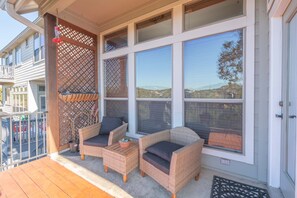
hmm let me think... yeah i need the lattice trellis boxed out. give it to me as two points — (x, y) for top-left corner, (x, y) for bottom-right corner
(104, 56), (128, 98)
(57, 19), (98, 146)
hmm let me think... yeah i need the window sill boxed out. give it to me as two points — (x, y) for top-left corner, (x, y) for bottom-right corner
(33, 59), (45, 66)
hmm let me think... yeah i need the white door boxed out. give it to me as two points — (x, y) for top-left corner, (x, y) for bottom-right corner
(280, 13), (297, 198)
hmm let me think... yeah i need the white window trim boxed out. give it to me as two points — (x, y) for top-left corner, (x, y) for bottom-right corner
(99, 0), (255, 164)
(33, 33), (45, 63)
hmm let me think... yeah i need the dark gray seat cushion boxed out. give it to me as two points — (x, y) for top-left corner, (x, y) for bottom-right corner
(146, 141), (183, 162)
(143, 153), (170, 174)
(83, 135), (109, 147)
(100, 116), (122, 135)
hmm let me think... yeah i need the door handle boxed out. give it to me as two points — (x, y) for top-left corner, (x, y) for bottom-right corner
(289, 115), (296, 119)
(275, 114), (283, 118)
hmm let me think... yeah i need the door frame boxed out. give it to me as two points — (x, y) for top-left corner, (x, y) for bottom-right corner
(267, 0), (292, 189)
(280, 5), (297, 197)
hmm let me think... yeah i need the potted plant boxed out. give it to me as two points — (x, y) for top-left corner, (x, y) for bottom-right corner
(69, 140), (77, 152)
(119, 137), (131, 148)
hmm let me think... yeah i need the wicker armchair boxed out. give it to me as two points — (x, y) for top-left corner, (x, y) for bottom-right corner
(79, 122), (128, 159)
(139, 127), (204, 198)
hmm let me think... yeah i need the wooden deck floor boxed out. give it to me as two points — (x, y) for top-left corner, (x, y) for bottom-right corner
(0, 157), (112, 198)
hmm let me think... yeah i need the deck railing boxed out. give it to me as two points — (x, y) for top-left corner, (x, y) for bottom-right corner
(0, 65), (14, 79)
(0, 111), (47, 171)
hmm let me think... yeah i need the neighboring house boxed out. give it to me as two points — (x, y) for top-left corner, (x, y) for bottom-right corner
(0, 18), (46, 113)
(0, 0), (296, 198)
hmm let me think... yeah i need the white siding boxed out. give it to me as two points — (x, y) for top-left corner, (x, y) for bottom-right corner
(21, 35), (34, 62)
(14, 59), (45, 86)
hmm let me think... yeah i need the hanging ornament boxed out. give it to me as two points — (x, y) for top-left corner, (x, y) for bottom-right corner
(52, 10), (62, 44)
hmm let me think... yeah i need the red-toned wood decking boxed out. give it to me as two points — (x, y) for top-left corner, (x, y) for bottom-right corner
(0, 157), (112, 198)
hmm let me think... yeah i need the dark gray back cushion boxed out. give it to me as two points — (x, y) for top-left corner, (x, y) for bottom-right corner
(100, 116), (122, 135)
(146, 141), (183, 162)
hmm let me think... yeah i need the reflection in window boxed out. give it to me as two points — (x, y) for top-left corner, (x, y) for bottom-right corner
(184, 29), (244, 153)
(105, 100), (128, 123)
(185, 102), (243, 153)
(184, 30), (243, 99)
(104, 28), (128, 52)
(104, 56), (128, 122)
(137, 101), (171, 134)
(136, 12), (172, 43)
(184, 0), (244, 31)
(136, 46), (172, 98)
(136, 46), (172, 134)
(104, 56), (128, 98)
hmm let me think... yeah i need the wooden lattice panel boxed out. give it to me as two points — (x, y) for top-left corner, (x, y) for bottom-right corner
(57, 19), (98, 146)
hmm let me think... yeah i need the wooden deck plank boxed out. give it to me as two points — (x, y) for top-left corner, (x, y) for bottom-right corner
(38, 158), (112, 198)
(0, 157), (112, 198)
(19, 162), (70, 198)
(38, 157), (90, 189)
(7, 167), (48, 198)
(29, 159), (85, 197)
(0, 171), (27, 198)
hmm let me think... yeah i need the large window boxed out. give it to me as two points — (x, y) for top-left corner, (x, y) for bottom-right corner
(104, 56), (128, 122)
(136, 12), (172, 43)
(184, 0), (244, 31)
(136, 46), (172, 133)
(34, 33), (45, 62)
(184, 30), (244, 153)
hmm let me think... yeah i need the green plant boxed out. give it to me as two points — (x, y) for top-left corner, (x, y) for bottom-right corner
(119, 137), (130, 142)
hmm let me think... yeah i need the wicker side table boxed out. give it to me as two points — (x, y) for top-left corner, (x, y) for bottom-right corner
(102, 142), (139, 183)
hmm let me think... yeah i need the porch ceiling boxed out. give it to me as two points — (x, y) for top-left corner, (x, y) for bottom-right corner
(66, 0), (158, 26)
(43, 0), (178, 34)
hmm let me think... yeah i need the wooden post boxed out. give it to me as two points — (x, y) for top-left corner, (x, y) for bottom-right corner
(44, 13), (60, 154)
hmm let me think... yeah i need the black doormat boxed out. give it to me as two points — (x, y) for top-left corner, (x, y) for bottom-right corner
(211, 176), (270, 198)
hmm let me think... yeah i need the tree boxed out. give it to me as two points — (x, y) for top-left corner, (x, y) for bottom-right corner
(217, 31), (243, 84)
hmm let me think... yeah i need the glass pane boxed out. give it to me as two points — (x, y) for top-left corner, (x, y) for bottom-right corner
(137, 101), (171, 134)
(136, 12), (172, 43)
(184, 30), (243, 99)
(136, 46), (172, 98)
(104, 56), (128, 98)
(184, 0), (244, 31)
(185, 102), (243, 153)
(105, 100), (128, 123)
(104, 28), (128, 52)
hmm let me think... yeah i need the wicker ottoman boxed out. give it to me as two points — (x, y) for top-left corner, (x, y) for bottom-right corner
(102, 142), (139, 183)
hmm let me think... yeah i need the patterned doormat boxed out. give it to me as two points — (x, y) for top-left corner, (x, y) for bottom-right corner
(211, 176), (270, 198)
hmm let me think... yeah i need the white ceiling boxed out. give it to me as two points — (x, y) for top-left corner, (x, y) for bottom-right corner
(66, 0), (159, 27)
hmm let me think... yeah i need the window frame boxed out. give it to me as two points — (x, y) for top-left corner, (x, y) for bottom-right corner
(99, 0), (255, 164)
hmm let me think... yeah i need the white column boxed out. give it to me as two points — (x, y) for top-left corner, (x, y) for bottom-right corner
(127, 23), (138, 137)
(268, 17), (282, 188)
(172, 5), (183, 127)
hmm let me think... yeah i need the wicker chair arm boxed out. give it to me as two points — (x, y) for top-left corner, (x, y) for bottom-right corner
(79, 123), (101, 145)
(169, 139), (204, 191)
(139, 130), (170, 156)
(108, 123), (128, 145)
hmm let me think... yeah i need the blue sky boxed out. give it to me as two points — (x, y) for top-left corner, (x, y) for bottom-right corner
(135, 31), (242, 90)
(0, 10), (38, 50)
(184, 30), (242, 90)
